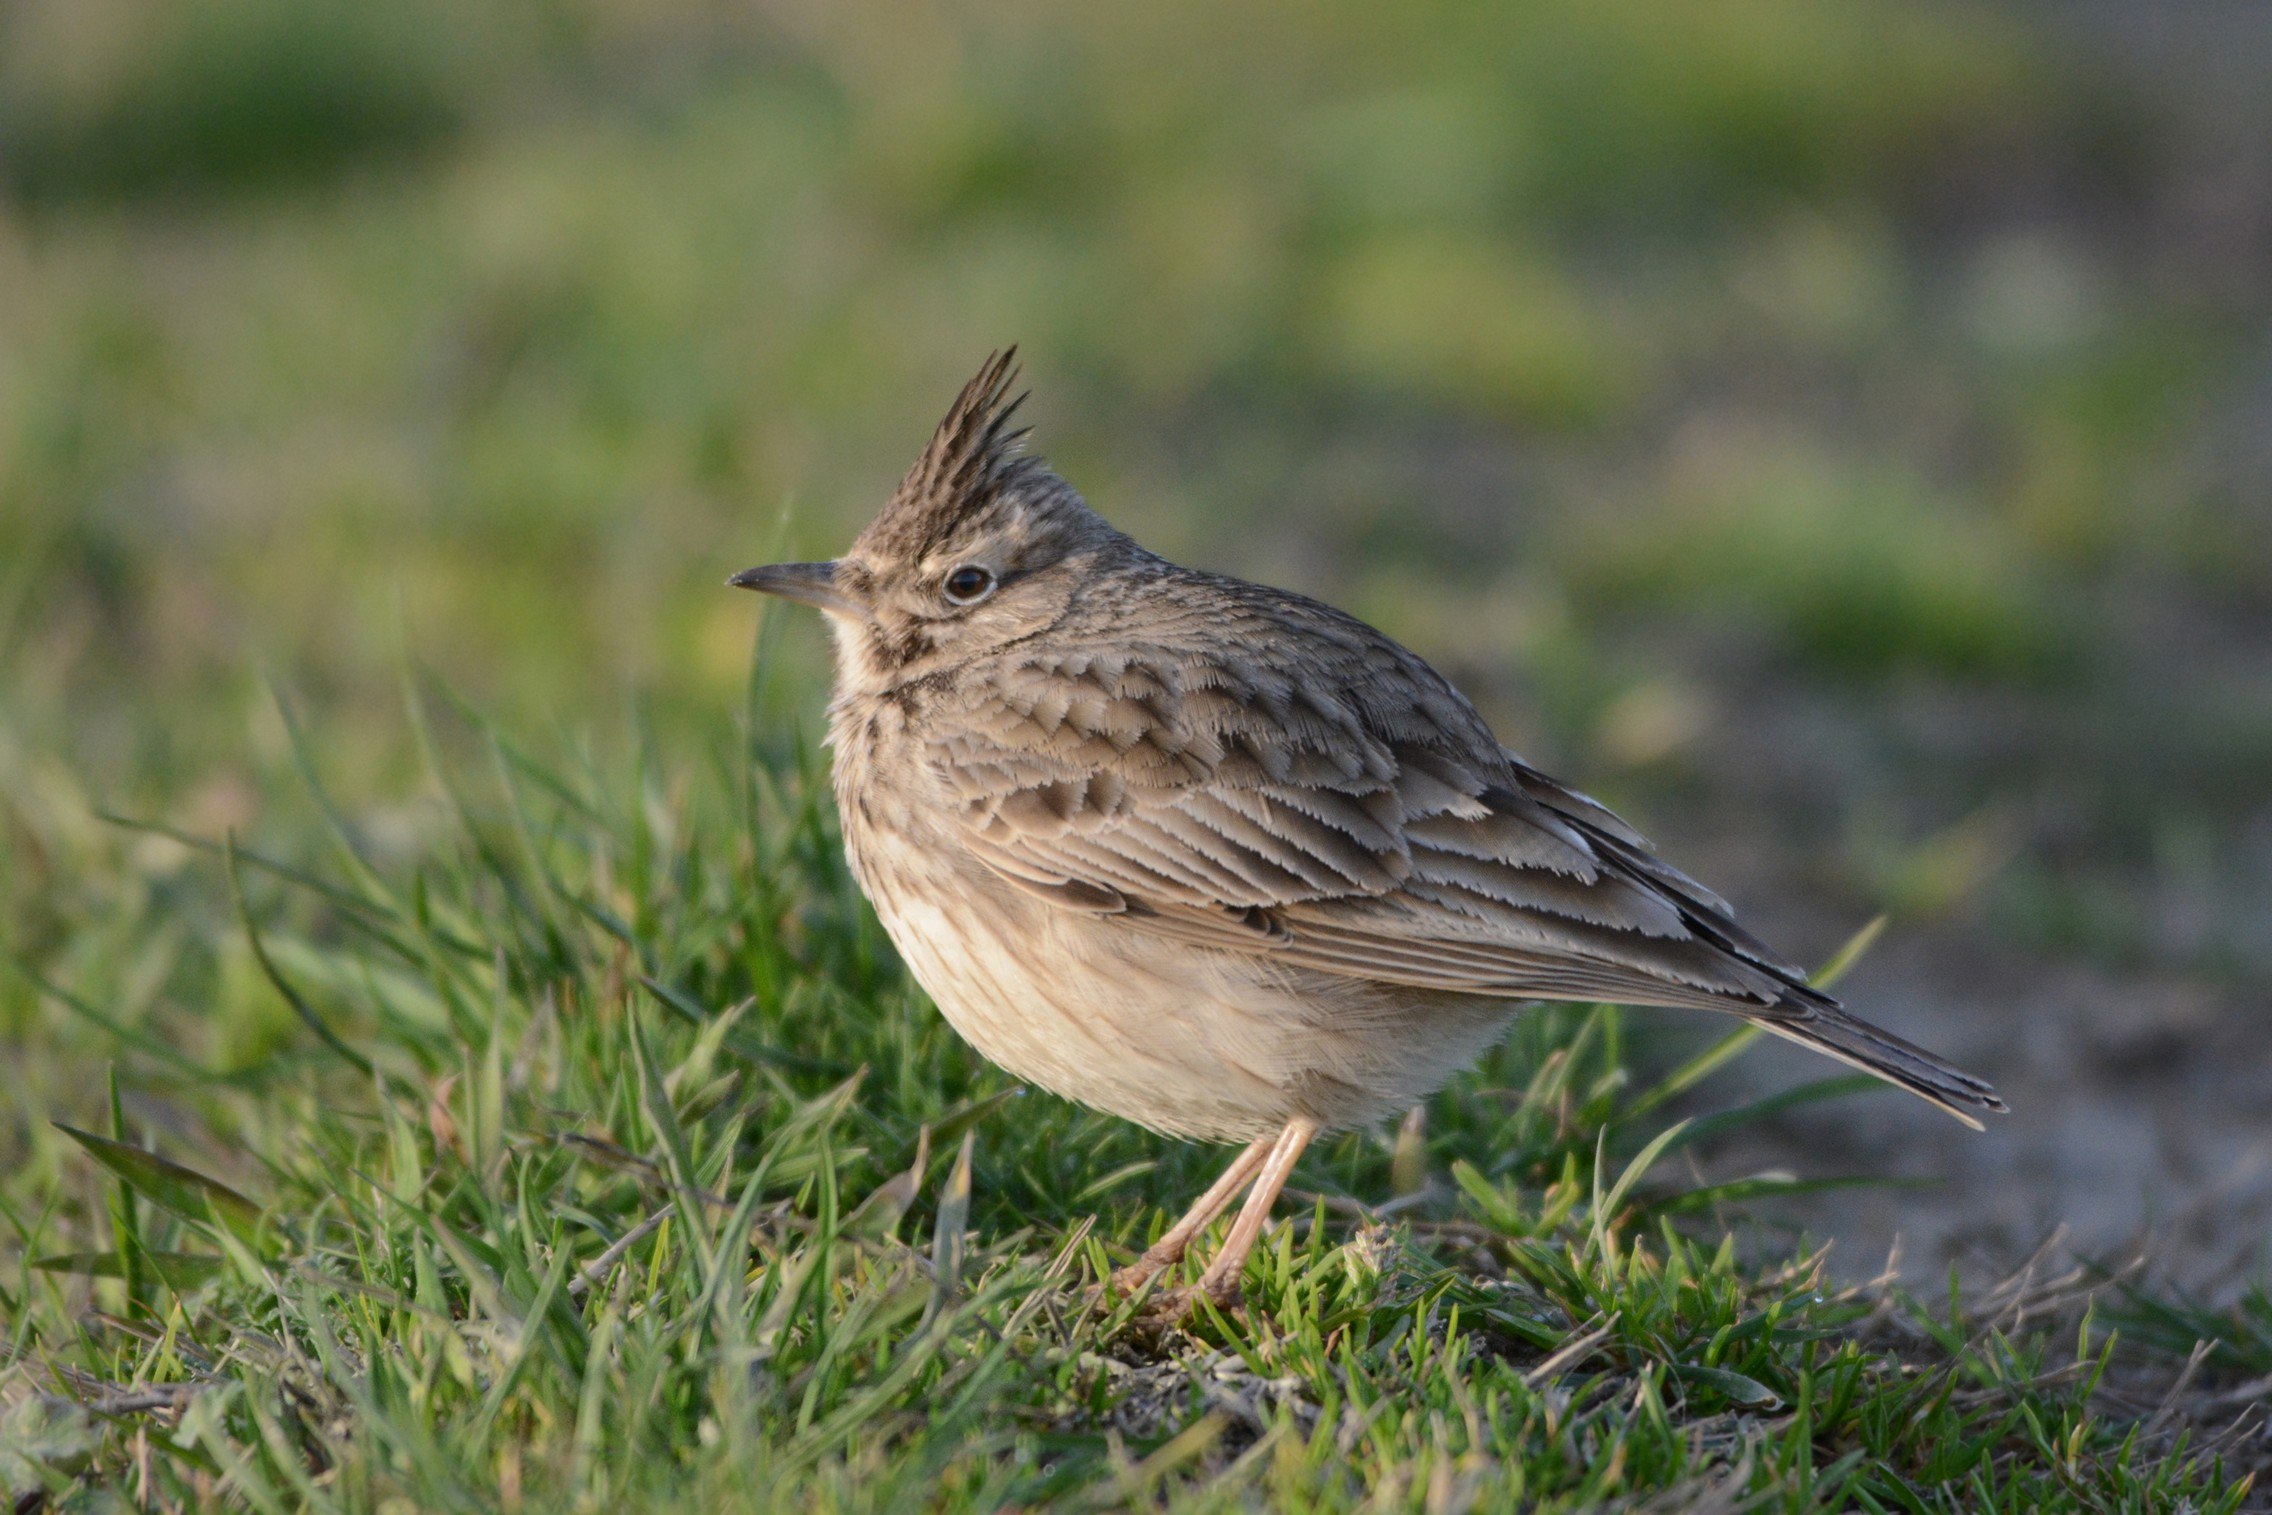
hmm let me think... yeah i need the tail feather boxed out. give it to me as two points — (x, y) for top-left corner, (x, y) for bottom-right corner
(1751, 989), (2007, 1130)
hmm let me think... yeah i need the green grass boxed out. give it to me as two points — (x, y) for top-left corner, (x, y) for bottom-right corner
(1562, 451), (2082, 684)
(0, 680), (2258, 1510)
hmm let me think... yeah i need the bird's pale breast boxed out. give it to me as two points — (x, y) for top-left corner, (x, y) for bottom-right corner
(868, 846), (1512, 1140)
(832, 699), (1513, 1140)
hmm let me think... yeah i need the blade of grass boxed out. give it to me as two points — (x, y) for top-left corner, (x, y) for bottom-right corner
(225, 832), (377, 1078)
(54, 1124), (262, 1241)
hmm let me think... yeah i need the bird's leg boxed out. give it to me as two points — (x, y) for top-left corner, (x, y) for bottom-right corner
(1111, 1134), (1272, 1294)
(1191, 1117), (1317, 1309)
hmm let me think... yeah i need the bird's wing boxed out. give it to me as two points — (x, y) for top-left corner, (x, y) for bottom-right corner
(924, 631), (1809, 1016)
(920, 613), (2005, 1128)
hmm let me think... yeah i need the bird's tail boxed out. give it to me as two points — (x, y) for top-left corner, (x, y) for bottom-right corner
(1751, 990), (2007, 1130)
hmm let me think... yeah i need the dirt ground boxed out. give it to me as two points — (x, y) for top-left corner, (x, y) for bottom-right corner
(1693, 836), (2271, 1290)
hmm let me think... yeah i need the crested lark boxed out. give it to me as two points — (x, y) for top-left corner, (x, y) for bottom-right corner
(732, 352), (2005, 1312)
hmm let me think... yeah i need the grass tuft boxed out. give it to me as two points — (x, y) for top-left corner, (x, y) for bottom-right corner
(1, 689), (2259, 1509)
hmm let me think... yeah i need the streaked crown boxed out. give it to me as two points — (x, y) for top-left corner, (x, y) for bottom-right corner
(854, 350), (1049, 566)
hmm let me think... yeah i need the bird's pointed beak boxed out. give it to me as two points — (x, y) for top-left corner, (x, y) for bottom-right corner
(727, 560), (865, 619)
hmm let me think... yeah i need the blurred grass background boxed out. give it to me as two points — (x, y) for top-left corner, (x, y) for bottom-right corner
(3, 0), (2269, 1264)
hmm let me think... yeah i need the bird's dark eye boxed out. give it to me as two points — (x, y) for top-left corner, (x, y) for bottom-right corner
(943, 565), (996, 605)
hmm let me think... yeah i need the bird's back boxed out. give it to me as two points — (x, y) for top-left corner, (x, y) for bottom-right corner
(843, 549), (2002, 1128)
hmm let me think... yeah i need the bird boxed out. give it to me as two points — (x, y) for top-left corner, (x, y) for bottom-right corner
(730, 350), (2005, 1314)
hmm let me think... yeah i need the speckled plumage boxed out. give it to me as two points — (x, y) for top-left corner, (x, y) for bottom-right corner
(733, 352), (2003, 1308)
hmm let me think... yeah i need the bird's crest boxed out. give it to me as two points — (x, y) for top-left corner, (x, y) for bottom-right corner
(859, 349), (1039, 562)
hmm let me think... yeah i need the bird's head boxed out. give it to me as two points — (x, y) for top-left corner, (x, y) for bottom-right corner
(730, 350), (1129, 694)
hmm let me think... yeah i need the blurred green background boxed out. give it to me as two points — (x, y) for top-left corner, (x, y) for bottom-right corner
(4, 0), (2268, 1264)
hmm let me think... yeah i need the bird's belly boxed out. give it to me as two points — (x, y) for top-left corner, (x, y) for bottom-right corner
(864, 868), (1515, 1142)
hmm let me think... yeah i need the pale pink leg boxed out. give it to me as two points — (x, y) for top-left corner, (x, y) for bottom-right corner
(1193, 1117), (1317, 1306)
(1111, 1135), (1273, 1293)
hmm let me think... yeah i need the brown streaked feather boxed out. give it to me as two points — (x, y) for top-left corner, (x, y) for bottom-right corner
(918, 577), (2006, 1124)
(925, 622), (1783, 997)
(1744, 994), (2002, 1129)
(855, 349), (1040, 564)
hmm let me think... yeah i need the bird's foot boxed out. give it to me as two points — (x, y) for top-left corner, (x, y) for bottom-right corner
(1132, 1275), (1243, 1326)
(1106, 1239), (1215, 1302)
(1107, 1259), (1167, 1298)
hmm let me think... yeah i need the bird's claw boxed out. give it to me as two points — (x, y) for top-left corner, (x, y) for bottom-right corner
(1126, 1277), (1243, 1326)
